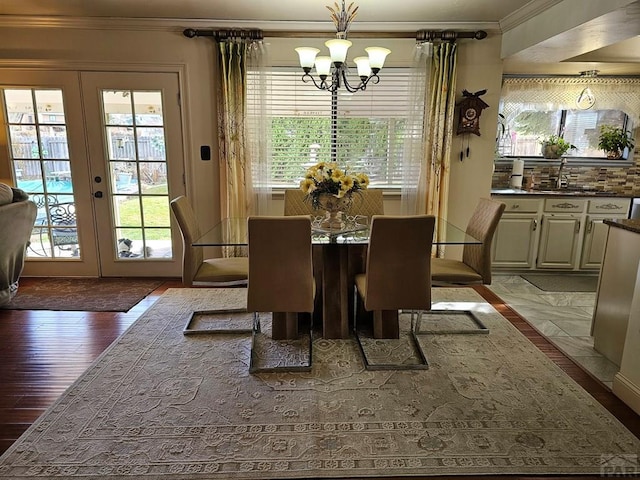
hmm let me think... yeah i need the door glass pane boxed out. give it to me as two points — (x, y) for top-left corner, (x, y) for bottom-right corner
(100, 89), (172, 261)
(35, 90), (66, 124)
(103, 91), (133, 125)
(2, 87), (79, 259)
(106, 126), (135, 160)
(137, 128), (166, 160)
(133, 91), (163, 126)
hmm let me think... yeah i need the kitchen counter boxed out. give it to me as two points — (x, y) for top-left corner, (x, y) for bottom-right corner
(491, 188), (634, 198)
(604, 218), (640, 234)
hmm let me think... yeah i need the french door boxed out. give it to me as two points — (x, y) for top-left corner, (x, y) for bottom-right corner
(0, 70), (185, 277)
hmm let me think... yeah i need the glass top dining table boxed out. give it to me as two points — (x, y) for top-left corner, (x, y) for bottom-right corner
(193, 215), (481, 247)
(193, 215), (481, 340)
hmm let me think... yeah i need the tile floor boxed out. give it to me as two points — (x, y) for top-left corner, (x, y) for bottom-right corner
(486, 274), (619, 389)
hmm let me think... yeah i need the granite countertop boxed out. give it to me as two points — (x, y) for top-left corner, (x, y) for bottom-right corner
(603, 219), (640, 234)
(491, 188), (636, 198)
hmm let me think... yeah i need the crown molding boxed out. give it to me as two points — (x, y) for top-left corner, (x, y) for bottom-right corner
(0, 15), (500, 34)
(499, 0), (564, 32)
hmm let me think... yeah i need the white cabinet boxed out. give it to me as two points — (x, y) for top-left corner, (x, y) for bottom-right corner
(536, 214), (581, 269)
(581, 216), (610, 269)
(536, 198), (585, 270)
(492, 198), (540, 269)
(491, 194), (631, 272)
(581, 199), (632, 270)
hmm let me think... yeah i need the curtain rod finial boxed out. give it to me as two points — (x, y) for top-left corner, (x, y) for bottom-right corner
(183, 28), (197, 38)
(475, 31), (488, 40)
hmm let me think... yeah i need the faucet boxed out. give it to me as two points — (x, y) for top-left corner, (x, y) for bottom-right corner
(553, 157), (568, 189)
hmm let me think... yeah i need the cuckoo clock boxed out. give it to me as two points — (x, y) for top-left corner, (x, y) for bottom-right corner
(456, 89), (489, 136)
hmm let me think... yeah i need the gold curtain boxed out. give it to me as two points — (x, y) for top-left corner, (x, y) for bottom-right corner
(217, 40), (250, 223)
(215, 39), (271, 256)
(424, 42), (457, 255)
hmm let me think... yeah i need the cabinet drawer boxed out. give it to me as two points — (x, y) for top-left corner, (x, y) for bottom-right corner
(501, 198), (540, 213)
(544, 198), (586, 213)
(588, 198), (630, 214)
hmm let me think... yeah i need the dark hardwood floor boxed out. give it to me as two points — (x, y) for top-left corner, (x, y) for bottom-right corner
(0, 280), (637, 480)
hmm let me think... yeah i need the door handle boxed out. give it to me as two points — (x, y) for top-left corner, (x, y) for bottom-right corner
(94, 191), (103, 198)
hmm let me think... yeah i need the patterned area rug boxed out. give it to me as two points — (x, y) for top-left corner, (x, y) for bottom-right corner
(0, 287), (637, 479)
(521, 274), (598, 292)
(2, 277), (164, 311)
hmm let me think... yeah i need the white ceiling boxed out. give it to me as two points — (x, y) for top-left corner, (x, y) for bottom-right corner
(2, 0), (639, 75)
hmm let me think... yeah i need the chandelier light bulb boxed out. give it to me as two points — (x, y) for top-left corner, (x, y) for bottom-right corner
(295, 47), (320, 71)
(353, 57), (371, 78)
(325, 39), (352, 64)
(314, 56), (332, 77)
(365, 47), (391, 72)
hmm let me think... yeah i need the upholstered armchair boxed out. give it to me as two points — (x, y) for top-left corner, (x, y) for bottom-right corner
(0, 184), (37, 306)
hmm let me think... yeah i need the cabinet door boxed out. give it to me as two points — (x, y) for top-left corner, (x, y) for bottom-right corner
(580, 216), (608, 269)
(580, 214), (628, 269)
(492, 215), (538, 269)
(536, 214), (580, 269)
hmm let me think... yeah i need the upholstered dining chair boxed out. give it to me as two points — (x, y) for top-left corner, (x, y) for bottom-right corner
(247, 215), (315, 373)
(170, 196), (248, 287)
(283, 189), (315, 216)
(353, 215), (435, 369)
(283, 188), (384, 219)
(416, 198), (505, 336)
(431, 198), (506, 286)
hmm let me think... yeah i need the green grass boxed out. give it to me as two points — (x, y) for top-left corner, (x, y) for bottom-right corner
(116, 185), (170, 241)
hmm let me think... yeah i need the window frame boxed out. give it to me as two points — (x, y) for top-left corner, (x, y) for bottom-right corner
(250, 66), (419, 191)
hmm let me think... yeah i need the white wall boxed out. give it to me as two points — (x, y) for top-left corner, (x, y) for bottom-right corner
(0, 22), (504, 240)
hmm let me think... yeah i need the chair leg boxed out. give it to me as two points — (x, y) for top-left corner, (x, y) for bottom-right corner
(249, 311), (313, 374)
(353, 288), (428, 371)
(414, 309), (489, 335)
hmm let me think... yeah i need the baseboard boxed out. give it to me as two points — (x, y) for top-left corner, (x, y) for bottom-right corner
(613, 372), (640, 416)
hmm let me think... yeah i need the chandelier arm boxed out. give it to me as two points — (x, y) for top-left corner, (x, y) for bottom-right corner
(302, 73), (330, 90)
(339, 68), (365, 93)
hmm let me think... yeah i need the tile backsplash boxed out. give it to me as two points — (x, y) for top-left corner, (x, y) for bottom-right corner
(492, 150), (640, 195)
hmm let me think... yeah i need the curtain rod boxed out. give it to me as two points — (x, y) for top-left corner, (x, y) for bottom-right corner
(183, 28), (487, 42)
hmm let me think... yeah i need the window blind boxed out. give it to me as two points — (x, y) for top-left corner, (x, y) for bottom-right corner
(248, 67), (420, 188)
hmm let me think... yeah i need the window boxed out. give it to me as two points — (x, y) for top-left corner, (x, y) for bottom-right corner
(249, 67), (419, 188)
(497, 76), (638, 161)
(497, 108), (630, 158)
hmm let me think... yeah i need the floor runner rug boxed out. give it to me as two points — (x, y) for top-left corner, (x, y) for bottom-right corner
(1, 277), (164, 312)
(0, 287), (637, 479)
(521, 274), (598, 292)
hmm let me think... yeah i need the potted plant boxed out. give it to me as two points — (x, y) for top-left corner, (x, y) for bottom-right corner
(540, 135), (576, 159)
(597, 125), (635, 159)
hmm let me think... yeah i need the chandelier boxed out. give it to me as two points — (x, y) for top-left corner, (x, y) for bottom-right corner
(295, 1), (391, 93)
